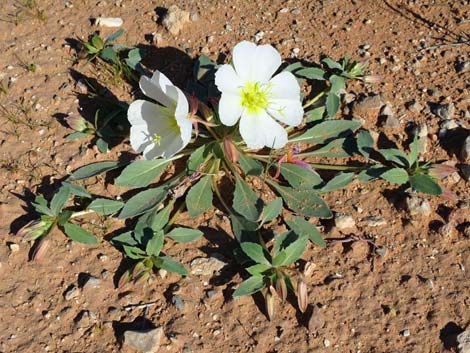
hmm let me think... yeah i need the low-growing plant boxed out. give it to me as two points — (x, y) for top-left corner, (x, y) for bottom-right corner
(19, 40), (453, 319)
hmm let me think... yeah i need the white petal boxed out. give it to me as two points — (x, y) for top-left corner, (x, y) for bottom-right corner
(139, 71), (175, 107)
(214, 64), (242, 94)
(143, 132), (184, 159)
(251, 44), (282, 83)
(232, 41), (257, 82)
(239, 110), (288, 149)
(170, 86), (192, 146)
(218, 93), (243, 126)
(268, 71), (301, 99)
(267, 98), (304, 126)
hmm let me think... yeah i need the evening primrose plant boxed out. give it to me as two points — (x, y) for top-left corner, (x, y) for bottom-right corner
(19, 40), (453, 318)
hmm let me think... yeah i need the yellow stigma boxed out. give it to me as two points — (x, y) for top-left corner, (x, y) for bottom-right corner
(152, 133), (162, 145)
(240, 82), (268, 114)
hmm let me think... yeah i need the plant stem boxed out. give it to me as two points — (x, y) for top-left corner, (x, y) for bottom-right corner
(164, 201), (185, 232)
(70, 209), (96, 218)
(303, 91), (325, 109)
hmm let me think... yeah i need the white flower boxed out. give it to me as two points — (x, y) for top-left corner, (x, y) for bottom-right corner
(215, 41), (304, 149)
(127, 71), (192, 159)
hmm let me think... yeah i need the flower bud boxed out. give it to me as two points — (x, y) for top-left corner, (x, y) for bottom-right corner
(224, 137), (239, 163)
(297, 280), (308, 313)
(65, 115), (94, 132)
(17, 219), (54, 241)
(30, 239), (50, 261)
(428, 164), (457, 180)
(265, 287), (275, 320)
(275, 276), (287, 303)
(363, 75), (382, 84)
(198, 101), (214, 121)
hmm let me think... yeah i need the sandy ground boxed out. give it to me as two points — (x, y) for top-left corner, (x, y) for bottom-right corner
(0, 0), (469, 352)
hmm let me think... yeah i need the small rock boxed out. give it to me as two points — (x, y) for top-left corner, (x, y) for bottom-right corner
(406, 100), (423, 113)
(461, 135), (470, 161)
(431, 102), (455, 120)
(124, 327), (164, 353)
(308, 306), (325, 333)
(352, 94), (384, 120)
(8, 243), (19, 252)
(190, 12), (199, 22)
(406, 196), (431, 216)
(254, 31), (264, 43)
(190, 255), (227, 276)
(64, 286), (79, 300)
(458, 328), (470, 353)
(460, 164), (470, 181)
(82, 275), (101, 289)
(363, 216), (387, 227)
(162, 5), (190, 35)
(439, 223), (456, 237)
(171, 295), (185, 311)
(323, 338), (331, 347)
(383, 115), (400, 129)
(335, 214), (356, 230)
(456, 61), (470, 74)
(402, 329), (411, 337)
(95, 17), (123, 27)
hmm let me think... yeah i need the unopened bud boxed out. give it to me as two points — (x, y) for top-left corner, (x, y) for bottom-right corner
(65, 115), (94, 132)
(275, 276), (287, 302)
(224, 137), (239, 163)
(17, 219), (54, 241)
(363, 75), (382, 84)
(265, 287), (275, 320)
(297, 280), (308, 313)
(30, 239), (50, 261)
(428, 164), (457, 180)
(198, 101), (214, 121)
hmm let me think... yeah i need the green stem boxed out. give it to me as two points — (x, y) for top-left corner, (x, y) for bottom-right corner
(302, 91), (325, 109)
(164, 201), (185, 233)
(307, 163), (364, 171)
(71, 209), (96, 218)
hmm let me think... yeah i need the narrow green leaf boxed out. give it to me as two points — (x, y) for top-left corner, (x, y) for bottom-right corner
(91, 35), (104, 50)
(50, 186), (70, 216)
(290, 120), (361, 144)
(233, 276), (265, 297)
(158, 256), (188, 276)
(409, 174), (442, 195)
(272, 234), (308, 267)
(408, 134), (419, 167)
(295, 67), (325, 80)
(329, 74), (346, 94)
(111, 231), (138, 247)
(286, 217), (326, 247)
(186, 175), (213, 218)
(100, 47), (118, 63)
(118, 186), (168, 219)
(320, 172), (355, 192)
(32, 202), (54, 217)
(358, 165), (388, 182)
(246, 264), (271, 276)
(67, 131), (89, 140)
(105, 28), (124, 43)
(356, 130), (375, 159)
(148, 202), (174, 231)
(145, 231), (164, 257)
(326, 92), (340, 117)
(230, 215), (258, 242)
(305, 106), (325, 123)
(305, 138), (350, 158)
(96, 138), (109, 153)
(280, 163), (322, 189)
(62, 182), (91, 198)
(68, 161), (122, 181)
(187, 145), (206, 174)
(166, 228), (204, 243)
(240, 242), (271, 266)
(123, 245), (147, 259)
(238, 153), (263, 176)
(258, 197), (283, 227)
(88, 198), (124, 215)
(233, 175), (263, 221)
(271, 183), (332, 218)
(322, 57), (343, 70)
(63, 222), (98, 245)
(378, 149), (409, 168)
(380, 168), (409, 185)
(115, 159), (171, 187)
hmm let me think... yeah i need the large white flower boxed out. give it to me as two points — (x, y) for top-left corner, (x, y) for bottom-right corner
(215, 41), (304, 149)
(127, 71), (192, 159)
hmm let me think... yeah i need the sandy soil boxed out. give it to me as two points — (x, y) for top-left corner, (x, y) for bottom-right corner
(0, 0), (469, 352)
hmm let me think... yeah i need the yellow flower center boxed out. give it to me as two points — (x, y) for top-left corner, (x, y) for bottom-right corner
(152, 134), (162, 145)
(240, 82), (269, 114)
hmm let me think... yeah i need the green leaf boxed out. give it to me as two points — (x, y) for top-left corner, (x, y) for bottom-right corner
(356, 130), (375, 158)
(67, 131), (89, 140)
(123, 245), (147, 259)
(166, 228), (204, 243)
(409, 174), (442, 195)
(380, 168), (409, 185)
(290, 120), (361, 144)
(125, 48), (142, 70)
(118, 186), (168, 219)
(50, 186), (70, 216)
(329, 74), (346, 94)
(111, 231), (138, 247)
(32, 202), (54, 217)
(62, 182), (91, 198)
(115, 159), (171, 187)
(145, 231), (164, 257)
(147, 202), (173, 231)
(271, 183), (332, 218)
(83, 42), (99, 54)
(283, 62), (304, 73)
(68, 161), (122, 181)
(63, 222), (98, 245)
(57, 210), (73, 226)
(305, 138), (350, 158)
(322, 57), (343, 70)
(258, 197), (283, 228)
(408, 135), (419, 167)
(272, 234), (308, 266)
(186, 175), (213, 218)
(280, 163), (322, 189)
(230, 215), (258, 242)
(238, 153), (263, 176)
(96, 138), (108, 153)
(305, 106), (325, 123)
(233, 275), (265, 297)
(320, 172), (355, 192)
(378, 149), (409, 168)
(240, 242), (271, 266)
(105, 28), (124, 43)
(88, 198), (124, 215)
(326, 92), (340, 117)
(91, 35), (104, 50)
(295, 67), (325, 80)
(286, 217), (326, 247)
(158, 256), (188, 276)
(187, 145), (206, 174)
(246, 264), (271, 276)
(233, 175), (263, 221)
(100, 47), (118, 63)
